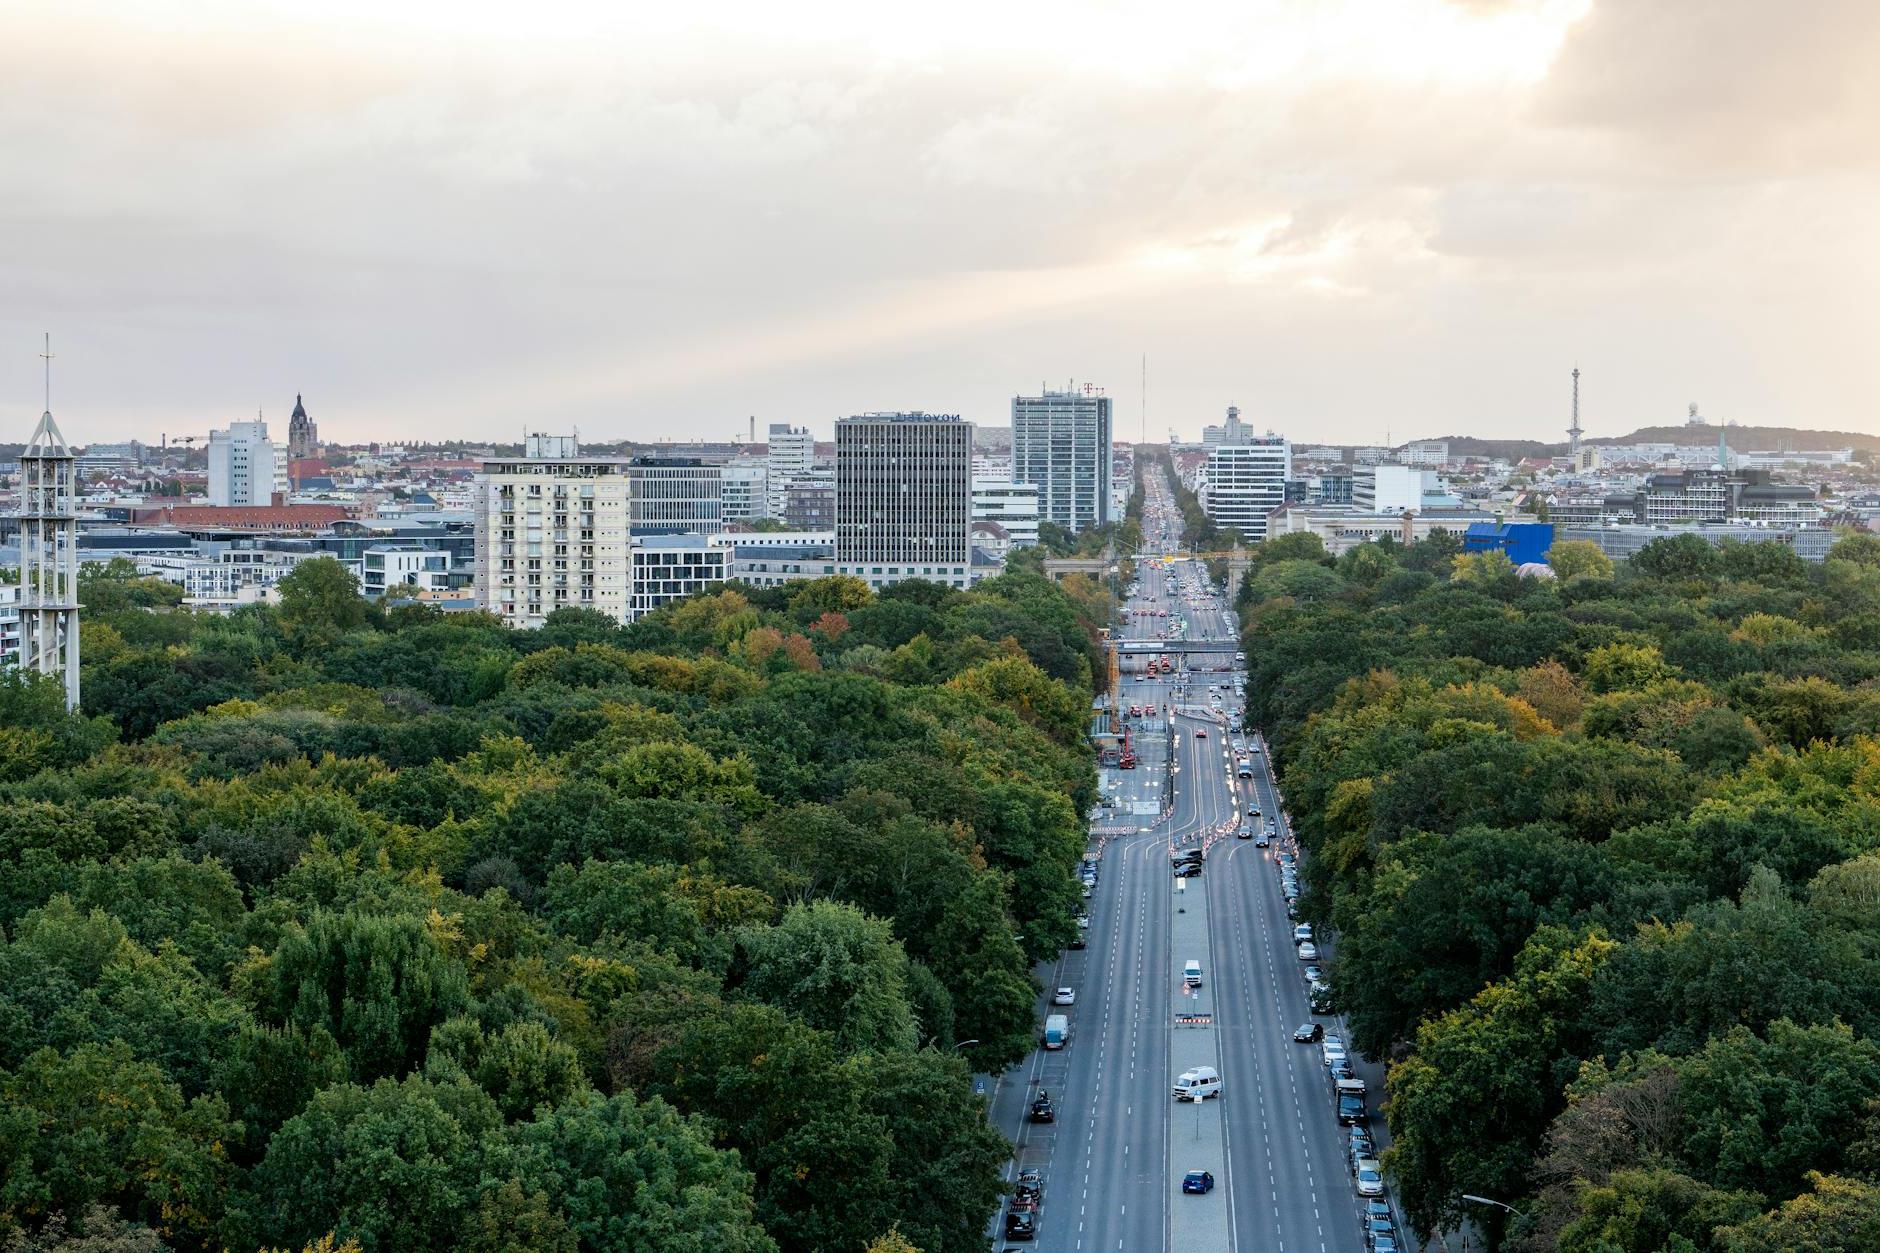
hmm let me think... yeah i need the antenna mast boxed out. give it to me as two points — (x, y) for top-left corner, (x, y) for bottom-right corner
(1567, 367), (1583, 461)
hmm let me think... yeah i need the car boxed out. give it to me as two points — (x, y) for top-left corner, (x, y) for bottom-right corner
(1302, 965), (1325, 984)
(1255, 835), (1270, 847)
(1350, 1131), (1377, 1161)
(1173, 862), (1203, 878)
(1028, 1096), (1055, 1124)
(1076, 913), (1090, 928)
(1355, 1160), (1384, 1196)
(1238, 826), (1252, 839)
(1003, 1210), (1037, 1240)
(1367, 1215), (1397, 1244)
(1248, 804), (1260, 815)
(1053, 987), (1076, 1006)
(1193, 728), (1207, 738)
(1364, 1199), (1392, 1222)
(1370, 1237), (1400, 1253)
(1069, 934), (1087, 950)
(1293, 924), (1314, 944)
(1328, 1060), (1355, 1083)
(1286, 903), (1301, 920)
(1293, 1022), (1323, 1042)
(1181, 1170), (1216, 1195)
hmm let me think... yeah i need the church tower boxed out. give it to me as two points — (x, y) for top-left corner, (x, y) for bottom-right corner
(287, 393), (318, 459)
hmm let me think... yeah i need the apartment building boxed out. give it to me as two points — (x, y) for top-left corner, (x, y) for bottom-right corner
(473, 435), (631, 627)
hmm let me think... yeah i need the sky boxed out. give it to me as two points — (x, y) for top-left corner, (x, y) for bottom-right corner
(4, 0), (1878, 447)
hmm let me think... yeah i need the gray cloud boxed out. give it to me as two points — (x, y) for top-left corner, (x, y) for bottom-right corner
(2, 1), (1876, 445)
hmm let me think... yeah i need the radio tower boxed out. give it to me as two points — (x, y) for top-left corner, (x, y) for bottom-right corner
(16, 334), (82, 710)
(1567, 367), (1584, 462)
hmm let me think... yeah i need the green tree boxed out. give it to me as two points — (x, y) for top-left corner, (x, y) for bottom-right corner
(276, 558), (368, 633)
(1548, 539), (1614, 581)
(736, 900), (919, 1055)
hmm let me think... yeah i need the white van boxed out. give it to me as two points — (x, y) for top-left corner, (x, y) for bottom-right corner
(1173, 1066), (1222, 1100)
(1183, 959), (1203, 987)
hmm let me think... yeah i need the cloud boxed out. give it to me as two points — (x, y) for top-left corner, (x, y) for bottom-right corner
(1, 0), (1876, 444)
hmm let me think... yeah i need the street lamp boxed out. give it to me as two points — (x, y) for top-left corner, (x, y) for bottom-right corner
(1460, 1196), (1518, 1215)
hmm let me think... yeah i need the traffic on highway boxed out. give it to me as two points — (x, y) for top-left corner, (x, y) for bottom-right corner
(987, 468), (1399, 1253)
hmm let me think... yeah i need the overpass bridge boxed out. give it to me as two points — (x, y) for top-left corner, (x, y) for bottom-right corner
(1116, 638), (1238, 655)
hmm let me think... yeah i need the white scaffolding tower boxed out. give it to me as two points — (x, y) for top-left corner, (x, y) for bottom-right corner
(17, 401), (82, 710)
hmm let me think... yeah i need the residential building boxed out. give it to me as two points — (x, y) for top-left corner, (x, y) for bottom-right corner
(361, 545), (454, 597)
(287, 394), (318, 459)
(628, 457), (723, 535)
(1202, 436), (1290, 541)
(1628, 469), (1820, 526)
(1399, 440), (1450, 467)
(835, 412), (973, 589)
(0, 584), (20, 669)
(780, 474), (836, 530)
(1352, 463), (1451, 515)
(972, 478), (1041, 549)
(1011, 387), (1112, 532)
(473, 436), (631, 627)
(628, 533), (730, 620)
(721, 463), (770, 524)
(206, 420), (288, 507)
(138, 545), (316, 609)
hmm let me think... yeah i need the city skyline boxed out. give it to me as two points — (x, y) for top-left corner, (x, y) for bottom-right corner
(6, 1), (1879, 445)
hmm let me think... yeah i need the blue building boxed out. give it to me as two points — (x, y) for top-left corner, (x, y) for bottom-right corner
(1462, 521), (1554, 566)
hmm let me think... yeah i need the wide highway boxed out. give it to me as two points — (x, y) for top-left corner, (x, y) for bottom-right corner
(989, 468), (1377, 1253)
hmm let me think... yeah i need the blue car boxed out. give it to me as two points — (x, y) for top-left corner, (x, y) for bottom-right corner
(1181, 1170), (1215, 1195)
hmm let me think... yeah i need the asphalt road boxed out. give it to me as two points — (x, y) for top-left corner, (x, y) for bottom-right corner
(991, 477), (1381, 1252)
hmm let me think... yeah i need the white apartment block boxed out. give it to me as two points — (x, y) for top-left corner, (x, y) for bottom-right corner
(474, 438), (631, 627)
(766, 423), (817, 517)
(362, 546), (455, 598)
(1399, 440), (1450, 467)
(1352, 463), (1446, 515)
(628, 533), (730, 620)
(0, 584), (20, 669)
(1203, 437), (1290, 541)
(207, 420), (288, 507)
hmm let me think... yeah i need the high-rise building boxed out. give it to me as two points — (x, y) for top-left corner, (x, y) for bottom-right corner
(14, 405), (82, 709)
(207, 420), (288, 506)
(287, 394), (318, 459)
(766, 423), (816, 517)
(627, 457), (723, 535)
(1011, 387), (1112, 532)
(1352, 464), (1446, 515)
(1399, 440), (1449, 467)
(473, 436), (631, 627)
(1202, 405), (1254, 447)
(835, 412), (972, 587)
(1202, 436), (1290, 541)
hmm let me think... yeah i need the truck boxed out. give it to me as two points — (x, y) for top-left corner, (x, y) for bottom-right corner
(1043, 1014), (1070, 1050)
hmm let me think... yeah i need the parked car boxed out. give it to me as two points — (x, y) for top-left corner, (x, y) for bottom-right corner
(1053, 987), (1076, 1006)
(1293, 1022), (1323, 1043)
(1181, 1170), (1216, 1195)
(1298, 942), (1319, 961)
(1355, 1161), (1385, 1197)
(1302, 965), (1324, 984)
(1173, 862), (1203, 878)
(1004, 1210), (1037, 1240)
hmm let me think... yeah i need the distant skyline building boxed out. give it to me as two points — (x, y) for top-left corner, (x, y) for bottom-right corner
(288, 394), (318, 459)
(1202, 405), (1254, 447)
(1202, 435), (1290, 541)
(971, 477), (1042, 549)
(721, 463), (770, 523)
(206, 419), (288, 507)
(835, 412), (973, 588)
(766, 422), (817, 518)
(1011, 386), (1112, 533)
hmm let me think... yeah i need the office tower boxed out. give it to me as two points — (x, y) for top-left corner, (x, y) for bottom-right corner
(474, 436), (631, 627)
(1203, 436), (1291, 541)
(14, 405), (82, 709)
(207, 420), (288, 506)
(1011, 386), (1112, 532)
(835, 412), (972, 583)
(1202, 405), (1253, 447)
(287, 394), (319, 458)
(627, 457), (723, 534)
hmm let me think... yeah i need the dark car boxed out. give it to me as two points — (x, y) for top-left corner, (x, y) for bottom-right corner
(1293, 1022), (1323, 1042)
(1367, 1214), (1397, 1243)
(1173, 862), (1203, 878)
(1181, 1170), (1215, 1195)
(1068, 934), (1086, 950)
(1003, 1210), (1037, 1240)
(1328, 1060), (1355, 1084)
(1256, 835), (1270, 847)
(1350, 1132), (1377, 1161)
(1028, 1098), (1055, 1124)
(1364, 1199), (1391, 1221)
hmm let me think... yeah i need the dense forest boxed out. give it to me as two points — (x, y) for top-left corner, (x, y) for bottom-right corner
(1241, 528), (1880, 1251)
(0, 557), (1115, 1252)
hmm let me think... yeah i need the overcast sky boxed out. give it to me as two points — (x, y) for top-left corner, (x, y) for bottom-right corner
(5, 0), (1877, 446)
